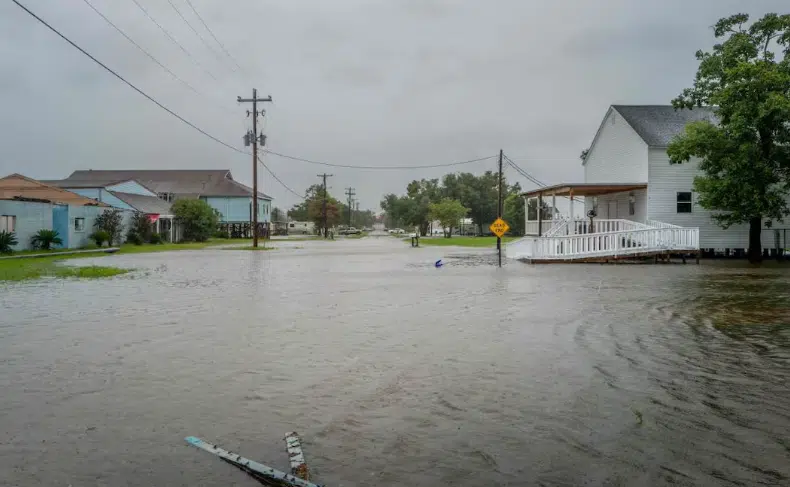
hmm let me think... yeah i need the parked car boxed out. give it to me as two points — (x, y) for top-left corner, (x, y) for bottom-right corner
(339, 227), (362, 235)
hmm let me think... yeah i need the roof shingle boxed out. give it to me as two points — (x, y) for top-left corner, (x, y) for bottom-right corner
(55, 169), (272, 199)
(612, 105), (718, 147)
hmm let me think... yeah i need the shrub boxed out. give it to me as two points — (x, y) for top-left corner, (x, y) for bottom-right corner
(149, 233), (163, 244)
(126, 231), (144, 245)
(129, 212), (153, 243)
(0, 230), (18, 254)
(213, 229), (230, 239)
(94, 209), (123, 245)
(30, 229), (63, 250)
(89, 230), (110, 247)
(172, 199), (220, 242)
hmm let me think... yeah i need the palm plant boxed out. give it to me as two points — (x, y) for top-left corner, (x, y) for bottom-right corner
(0, 230), (18, 254)
(30, 229), (63, 250)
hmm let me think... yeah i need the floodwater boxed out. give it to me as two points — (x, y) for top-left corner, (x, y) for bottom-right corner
(1, 238), (789, 486)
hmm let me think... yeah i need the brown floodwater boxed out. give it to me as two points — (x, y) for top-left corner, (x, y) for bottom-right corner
(1, 238), (789, 486)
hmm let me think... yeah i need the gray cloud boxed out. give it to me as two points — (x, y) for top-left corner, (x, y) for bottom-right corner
(1, 0), (787, 211)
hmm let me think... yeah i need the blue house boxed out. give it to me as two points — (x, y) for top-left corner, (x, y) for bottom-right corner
(49, 169), (272, 226)
(43, 177), (179, 241)
(0, 174), (111, 250)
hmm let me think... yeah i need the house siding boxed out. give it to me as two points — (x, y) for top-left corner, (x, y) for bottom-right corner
(584, 108), (649, 184)
(203, 196), (271, 223)
(646, 148), (789, 249)
(105, 181), (156, 196)
(68, 205), (107, 248)
(585, 189), (647, 222)
(0, 200), (53, 250)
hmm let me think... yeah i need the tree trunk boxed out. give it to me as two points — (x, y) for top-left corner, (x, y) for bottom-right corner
(419, 222), (428, 237)
(445, 226), (452, 238)
(748, 217), (762, 264)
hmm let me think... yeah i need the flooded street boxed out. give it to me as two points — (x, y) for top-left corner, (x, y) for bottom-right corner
(1, 238), (789, 486)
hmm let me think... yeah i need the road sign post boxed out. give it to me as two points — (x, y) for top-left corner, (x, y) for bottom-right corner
(490, 218), (510, 267)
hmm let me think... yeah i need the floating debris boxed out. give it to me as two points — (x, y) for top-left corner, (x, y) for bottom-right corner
(285, 432), (311, 480)
(435, 259), (443, 268)
(184, 436), (323, 487)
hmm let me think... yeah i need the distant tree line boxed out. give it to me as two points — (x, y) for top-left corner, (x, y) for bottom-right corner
(379, 172), (552, 237)
(285, 184), (376, 235)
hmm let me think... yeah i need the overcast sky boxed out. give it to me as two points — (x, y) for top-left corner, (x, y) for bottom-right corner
(0, 0), (786, 211)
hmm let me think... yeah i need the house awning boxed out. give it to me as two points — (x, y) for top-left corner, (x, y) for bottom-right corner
(522, 182), (647, 199)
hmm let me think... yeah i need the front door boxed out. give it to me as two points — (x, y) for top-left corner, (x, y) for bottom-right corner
(607, 200), (617, 219)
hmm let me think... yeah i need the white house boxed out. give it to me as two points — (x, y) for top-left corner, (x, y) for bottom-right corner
(509, 105), (789, 262)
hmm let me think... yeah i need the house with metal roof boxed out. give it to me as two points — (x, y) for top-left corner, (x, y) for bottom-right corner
(0, 174), (115, 250)
(48, 169), (272, 225)
(508, 105), (788, 262)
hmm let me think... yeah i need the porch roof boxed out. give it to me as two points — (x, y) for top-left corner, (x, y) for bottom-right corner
(522, 182), (647, 198)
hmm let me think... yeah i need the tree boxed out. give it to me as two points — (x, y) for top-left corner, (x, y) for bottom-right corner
(406, 178), (442, 235)
(668, 13), (790, 263)
(429, 198), (469, 237)
(172, 199), (220, 242)
(308, 197), (341, 236)
(271, 206), (285, 222)
(94, 208), (124, 245)
(127, 212), (153, 244)
(503, 194), (525, 235)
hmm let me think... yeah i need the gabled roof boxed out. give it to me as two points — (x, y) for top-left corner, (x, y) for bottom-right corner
(0, 173), (108, 206)
(612, 105), (718, 147)
(109, 191), (173, 215)
(58, 169), (272, 199)
(41, 177), (156, 194)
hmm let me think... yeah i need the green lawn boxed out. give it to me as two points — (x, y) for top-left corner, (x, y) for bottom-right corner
(407, 236), (518, 247)
(0, 255), (129, 282)
(218, 245), (275, 251)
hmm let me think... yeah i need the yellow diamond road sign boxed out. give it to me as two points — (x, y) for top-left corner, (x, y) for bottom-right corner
(490, 218), (509, 238)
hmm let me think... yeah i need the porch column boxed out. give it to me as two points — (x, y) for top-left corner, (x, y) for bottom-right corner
(523, 196), (528, 236)
(170, 219), (174, 242)
(552, 194), (557, 220)
(537, 193), (543, 237)
(569, 190), (574, 235)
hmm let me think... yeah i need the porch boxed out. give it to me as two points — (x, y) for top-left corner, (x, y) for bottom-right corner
(508, 183), (700, 263)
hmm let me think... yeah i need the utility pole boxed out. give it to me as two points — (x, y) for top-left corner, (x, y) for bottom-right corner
(345, 187), (356, 226)
(237, 88), (272, 248)
(318, 173), (333, 238)
(497, 149), (504, 267)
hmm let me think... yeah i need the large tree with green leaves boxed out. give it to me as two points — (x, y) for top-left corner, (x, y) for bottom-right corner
(668, 13), (790, 263)
(428, 198), (469, 237)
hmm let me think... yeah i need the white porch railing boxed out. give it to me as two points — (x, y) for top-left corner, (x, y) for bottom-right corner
(524, 220), (557, 236)
(507, 219), (699, 261)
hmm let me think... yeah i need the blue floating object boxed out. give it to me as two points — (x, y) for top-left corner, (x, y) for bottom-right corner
(435, 259), (443, 268)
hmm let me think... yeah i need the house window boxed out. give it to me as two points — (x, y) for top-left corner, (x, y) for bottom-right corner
(629, 192), (636, 216)
(157, 192), (173, 202)
(1, 215), (16, 232)
(74, 217), (86, 232)
(677, 192), (692, 213)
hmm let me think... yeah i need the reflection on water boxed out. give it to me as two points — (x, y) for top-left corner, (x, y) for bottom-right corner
(1, 239), (789, 486)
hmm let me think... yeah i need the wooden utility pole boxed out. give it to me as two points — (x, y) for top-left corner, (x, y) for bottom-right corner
(345, 187), (356, 226)
(237, 88), (272, 247)
(318, 173), (333, 238)
(497, 149), (504, 267)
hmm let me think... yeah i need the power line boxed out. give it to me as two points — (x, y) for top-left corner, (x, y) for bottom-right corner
(258, 157), (305, 199)
(129, 0), (218, 81)
(11, 0), (246, 155)
(79, 0), (235, 116)
(505, 155), (584, 203)
(263, 150), (497, 170)
(166, 0), (234, 74)
(184, 0), (246, 74)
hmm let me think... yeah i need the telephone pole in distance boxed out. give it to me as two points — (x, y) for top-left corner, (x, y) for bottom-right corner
(318, 173), (333, 238)
(237, 88), (272, 248)
(345, 187), (356, 226)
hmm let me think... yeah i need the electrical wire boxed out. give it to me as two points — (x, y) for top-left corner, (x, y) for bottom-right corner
(258, 156), (305, 199)
(79, 0), (236, 116)
(166, 0), (234, 73)
(263, 150), (497, 170)
(11, 0), (247, 155)
(185, 0), (246, 74)
(129, 0), (218, 80)
(505, 155), (584, 203)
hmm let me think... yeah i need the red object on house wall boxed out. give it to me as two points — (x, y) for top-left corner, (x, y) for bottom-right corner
(148, 214), (160, 223)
